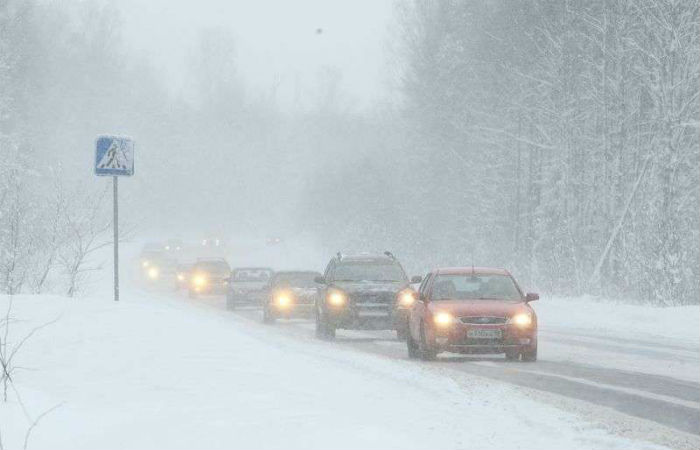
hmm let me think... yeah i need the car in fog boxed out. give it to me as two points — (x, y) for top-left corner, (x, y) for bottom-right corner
(263, 270), (322, 323)
(138, 243), (164, 269)
(406, 267), (538, 361)
(164, 238), (184, 253)
(137, 247), (177, 286)
(266, 236), (283, 246)
(225, 267), (274, 310)
(314, 252), (420, 340)
(188, 257), (232, 298)
(175, 263), (194, 290)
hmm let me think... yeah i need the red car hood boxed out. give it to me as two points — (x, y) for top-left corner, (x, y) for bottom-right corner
(428, 299), (530, 318)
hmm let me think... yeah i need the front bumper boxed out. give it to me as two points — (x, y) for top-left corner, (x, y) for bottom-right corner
(326, 304), (408, 330)
(432, 324), (536, 354)
(192, 281), (228, 295)
(228, 290), (267, 304)
(268, 302), (314, 319)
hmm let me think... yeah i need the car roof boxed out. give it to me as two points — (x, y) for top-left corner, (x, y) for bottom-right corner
(233, 267), (273, 271)
(434, 267), (510, 276)
(196, 259), (229, 265)
(274, 270), (321, 275)
(337, 254), (396, 263)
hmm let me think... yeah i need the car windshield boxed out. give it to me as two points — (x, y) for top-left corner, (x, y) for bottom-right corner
(197, 261), (230, 274)
(233, 269), (272, 282)
(273, 272), (320, 288)
(333, 262), (407, 282)
(431, 274), (521, 301)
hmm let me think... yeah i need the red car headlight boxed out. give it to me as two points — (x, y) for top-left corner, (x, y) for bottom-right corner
(508, 313), (532, 328)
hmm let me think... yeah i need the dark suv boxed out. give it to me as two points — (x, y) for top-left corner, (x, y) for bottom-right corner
(314, 253), (421, 340)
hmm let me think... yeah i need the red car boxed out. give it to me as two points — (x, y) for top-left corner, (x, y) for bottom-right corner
(406, 267), (538, 361)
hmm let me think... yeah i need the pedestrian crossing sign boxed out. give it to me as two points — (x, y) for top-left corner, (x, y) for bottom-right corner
(95, 135), (134, 176)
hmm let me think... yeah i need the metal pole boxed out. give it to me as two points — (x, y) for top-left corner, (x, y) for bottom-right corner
(113, 176), (119, 301)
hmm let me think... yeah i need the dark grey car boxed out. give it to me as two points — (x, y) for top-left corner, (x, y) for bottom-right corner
(226, 267), (274, 310)
(314, 253), (420, 340)
(263, 271), (322, 323)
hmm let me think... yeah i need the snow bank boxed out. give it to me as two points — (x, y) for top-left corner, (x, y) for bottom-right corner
(537, 296), (699, 344)
(0, 292), (667, 450)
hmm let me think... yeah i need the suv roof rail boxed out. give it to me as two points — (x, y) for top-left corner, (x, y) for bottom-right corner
(383, 251), (395, 260)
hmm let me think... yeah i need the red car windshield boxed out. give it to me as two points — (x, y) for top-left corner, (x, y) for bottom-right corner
(431, 274), (521, 301)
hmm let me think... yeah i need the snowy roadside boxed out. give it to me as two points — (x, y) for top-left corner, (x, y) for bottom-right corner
(0, 292), (669, 450)
(537, 296), (699, 344)
(536, 296), (699, 382)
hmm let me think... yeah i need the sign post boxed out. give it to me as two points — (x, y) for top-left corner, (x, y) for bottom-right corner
(113, 176), (119, 301)
(95, 135), (134, 302)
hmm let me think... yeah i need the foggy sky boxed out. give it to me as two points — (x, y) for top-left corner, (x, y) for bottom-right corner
(116, 0), (394, 110)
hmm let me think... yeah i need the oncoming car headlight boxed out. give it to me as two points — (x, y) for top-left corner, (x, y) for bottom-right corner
(147, 267), (159, 280)
(177, 273), (185, 281)
(398, 289), (416, 307)
(141, 260), (150, 268)
(327, 290), (346, 306)
(433, 312), (455, 326)
(276, 293), (292, 307)
(509, 313), (532, 328)
(192, 274), (207, 287)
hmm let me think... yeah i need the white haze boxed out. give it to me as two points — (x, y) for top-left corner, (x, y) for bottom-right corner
(117, 0), (394, 110)
(0, 0), (698, 305)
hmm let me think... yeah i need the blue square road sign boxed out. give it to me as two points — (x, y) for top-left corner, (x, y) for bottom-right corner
(95, 135), (134, 176)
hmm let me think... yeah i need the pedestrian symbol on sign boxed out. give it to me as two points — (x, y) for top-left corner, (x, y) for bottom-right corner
(98, 140), (127, 170)
(95, 135), (134, 176)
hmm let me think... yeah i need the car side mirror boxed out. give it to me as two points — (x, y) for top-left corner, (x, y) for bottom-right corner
(314, 276), (326, 284)
(410, 275), (423, 284)
(525, 292), (539, 302)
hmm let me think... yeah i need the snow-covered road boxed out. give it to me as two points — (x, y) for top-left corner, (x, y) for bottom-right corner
(227, 302), (700, 445)
(2, 288), (696, 450)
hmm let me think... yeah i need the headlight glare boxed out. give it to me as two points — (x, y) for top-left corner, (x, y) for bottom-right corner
(327, 290), (346, 306)
(147, 267), (159, 279)
(509, 313), (532, 327)
(276, 294), (292, 307)
(434, 312), (454, 326)
(399, 290), (416, 306)
(192, 274), (207, 287)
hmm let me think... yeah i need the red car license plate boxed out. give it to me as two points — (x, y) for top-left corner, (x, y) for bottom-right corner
(467, 329), (502, 339)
